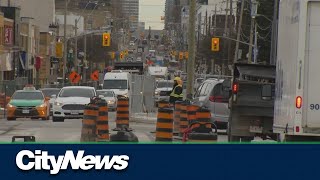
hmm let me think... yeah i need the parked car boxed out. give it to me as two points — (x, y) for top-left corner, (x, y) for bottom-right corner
(96, 90), (117, 111)
(52, 86), (96, 122)
(40, 88), (60, 116)
(129, 41), (135, 46)
(193, 78), (230, 129)
(7, 85), (50, 121)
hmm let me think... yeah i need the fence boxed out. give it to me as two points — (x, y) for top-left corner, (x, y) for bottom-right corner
(130, 75), (156, 114)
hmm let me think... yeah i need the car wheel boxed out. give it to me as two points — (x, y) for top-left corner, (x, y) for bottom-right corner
(53, 116), (64, 122)
(7, 117), (16, 121)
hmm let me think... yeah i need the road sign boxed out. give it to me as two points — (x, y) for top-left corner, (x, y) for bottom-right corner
(69, 71), (81, 84)
(90, 70), (99, 81)
(56, 42), (63, 58)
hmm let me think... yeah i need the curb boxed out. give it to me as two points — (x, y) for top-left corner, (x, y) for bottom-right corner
(130, 116), (157, 124)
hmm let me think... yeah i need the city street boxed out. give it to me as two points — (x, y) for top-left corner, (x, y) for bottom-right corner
(0, 112), (234, 143)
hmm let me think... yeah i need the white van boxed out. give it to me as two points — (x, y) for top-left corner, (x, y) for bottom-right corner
(103, 71), (130, 97)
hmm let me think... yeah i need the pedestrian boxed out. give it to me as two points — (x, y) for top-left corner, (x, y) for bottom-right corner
(169, 77), (183, 106)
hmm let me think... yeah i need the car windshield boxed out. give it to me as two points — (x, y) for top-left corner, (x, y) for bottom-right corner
(41, 89), (60, 97)
(97, 91), (114, 97)
(59, 88), (95, 98)
(103, 80), (127, 89)
(157, 81), (174, 88)
(12, 92), (44, 100)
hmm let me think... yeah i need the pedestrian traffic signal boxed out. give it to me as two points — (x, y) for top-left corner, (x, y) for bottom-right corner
(102, 33), (111, 47)
(212, 38), (220, 52)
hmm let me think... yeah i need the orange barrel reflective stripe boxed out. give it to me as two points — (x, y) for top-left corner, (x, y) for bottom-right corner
(96, 99), (109, 142)
(116, 96), (130, 129)
(158, 100), (170, 108)
(81, 104), (98, 142)
(155, 108), (174, 141)
(179, 101), (190, 137)
(173, 101), (183, 134)
(194, 108), (212, 131)
(187, 104), (200, 125)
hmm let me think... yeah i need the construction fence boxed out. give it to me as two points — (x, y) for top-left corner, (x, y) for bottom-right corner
(130, 75), (156, 114)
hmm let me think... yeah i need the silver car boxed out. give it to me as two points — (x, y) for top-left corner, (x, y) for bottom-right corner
(96, 90), (117, 111)
(193, 79), (230, 129)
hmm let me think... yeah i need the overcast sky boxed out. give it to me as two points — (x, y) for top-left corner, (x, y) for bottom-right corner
(139, 0), (165, 30)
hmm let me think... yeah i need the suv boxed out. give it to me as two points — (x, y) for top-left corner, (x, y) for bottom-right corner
(52, 86), (96, 122)
(154, 80), (174, 106)
(193, 79), (230, 129)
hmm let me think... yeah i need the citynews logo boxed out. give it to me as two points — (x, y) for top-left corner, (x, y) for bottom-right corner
(16, 150), (129, 175)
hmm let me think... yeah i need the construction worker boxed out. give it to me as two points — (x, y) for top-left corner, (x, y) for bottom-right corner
(169, 77), (183, 105)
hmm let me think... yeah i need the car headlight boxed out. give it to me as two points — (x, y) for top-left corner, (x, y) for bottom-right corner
(155, 91), (159, 95)
(54, 102), (63, 106)
(108, 100), (115, 104)
(7, 103), (15, 108)
(123, 93), (128, 97)
(37, 103), (46, 108)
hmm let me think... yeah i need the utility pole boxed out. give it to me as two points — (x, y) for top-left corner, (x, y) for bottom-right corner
(248, 19), (254, 63)
(222, 0), (229, 75)
(63, 0), (68, 84)
(234, 0), (245, 63)
(253, 22), (258, 63)
(186, 0), (196, 100)
(214, 4), (217, 29)
(227, 0), (233, 69)
(74, 19), (78, 72)
(270, 0), (279, 65)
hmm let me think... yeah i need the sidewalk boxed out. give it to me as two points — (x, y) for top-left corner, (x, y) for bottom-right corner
(130, 113), (157, 124)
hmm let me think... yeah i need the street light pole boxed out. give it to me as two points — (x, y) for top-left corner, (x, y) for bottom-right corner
(63, 0), (69, 85)
(186, 0), (196, 100)
(74, 19), (78, 71)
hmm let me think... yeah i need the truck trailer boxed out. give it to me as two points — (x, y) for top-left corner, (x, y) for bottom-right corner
(274, 0), (320, 141)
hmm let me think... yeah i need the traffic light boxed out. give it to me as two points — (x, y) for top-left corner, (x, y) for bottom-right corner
(120, 53), (124, 60)
(179, 52), (184, 60)
(185, 52), (189, 59)
(111, 52), (115, 60)
(212, 37), (220, 52)
(102, 33), (111, 47)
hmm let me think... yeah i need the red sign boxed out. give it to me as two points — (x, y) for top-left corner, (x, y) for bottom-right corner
(4, 26), (13, 45)
(35, 56), (42, 70)
(69, 71), (81, 84)
(90, 70), (99, 81)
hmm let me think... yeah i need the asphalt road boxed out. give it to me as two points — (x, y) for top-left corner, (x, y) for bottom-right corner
(0, 112), (271, 143)
(0, 112), (156, 143)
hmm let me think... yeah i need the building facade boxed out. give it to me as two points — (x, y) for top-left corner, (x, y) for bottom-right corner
(119, 0), (139, 29)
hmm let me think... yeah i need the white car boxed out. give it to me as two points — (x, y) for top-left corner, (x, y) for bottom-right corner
(154, 80), (174, 106)
(96, 90), (117, 111)
(129, 41), (135, 46)
(52, 86), (96, 122)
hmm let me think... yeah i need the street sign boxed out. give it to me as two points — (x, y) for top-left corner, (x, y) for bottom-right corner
(56, 42), (63, 58)
(90, 70), (99, 81)
(69, 71), (81, 84)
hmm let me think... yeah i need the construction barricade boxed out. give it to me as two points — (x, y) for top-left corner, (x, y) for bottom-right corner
(96, 99), (109, 142)
(116, 96), (130, 129)
(173, 101), (183, 135)
(158, 100), (170, 108)
(80, 104), (99, 142)
(179, 101), (189, 137)
(155, 108), (174, 142)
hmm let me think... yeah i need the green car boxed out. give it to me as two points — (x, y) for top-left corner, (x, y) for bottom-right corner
(6, 87), (50, 121)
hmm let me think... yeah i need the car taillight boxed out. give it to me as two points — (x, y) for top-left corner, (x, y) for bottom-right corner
(232, 83), (238, 94)
(296, 96), (302, 109)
